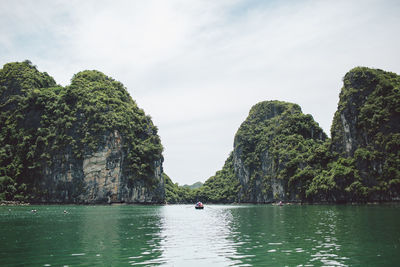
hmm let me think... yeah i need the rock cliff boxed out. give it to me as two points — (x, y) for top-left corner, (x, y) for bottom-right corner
(40, 130), (164, 203)
(329, 67), (400, 201)
(233, 101), (327, 203)
(0, 61), (164, 203)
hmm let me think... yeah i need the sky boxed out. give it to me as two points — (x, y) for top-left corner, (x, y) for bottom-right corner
(1, 0), (399, 185)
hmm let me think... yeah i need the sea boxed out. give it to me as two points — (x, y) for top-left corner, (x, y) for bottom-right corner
(1, 204), (399, 266)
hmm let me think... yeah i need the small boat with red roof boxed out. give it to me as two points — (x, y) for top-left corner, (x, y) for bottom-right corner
(195, 201), (204, 209)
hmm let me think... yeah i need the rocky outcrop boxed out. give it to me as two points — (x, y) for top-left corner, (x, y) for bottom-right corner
(233, 101), (327, 203)
(0, 61), (165, 203)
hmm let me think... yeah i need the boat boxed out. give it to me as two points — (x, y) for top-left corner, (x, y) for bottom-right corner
(195, 201), (204, 209)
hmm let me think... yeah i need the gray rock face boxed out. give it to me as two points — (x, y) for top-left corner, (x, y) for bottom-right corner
(233, 143), (287, 203)
(39, 131), (164, 203)
(330, 76), (372, 157)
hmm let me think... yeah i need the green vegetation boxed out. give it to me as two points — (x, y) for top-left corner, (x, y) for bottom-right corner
(164, 173), (192, 203)
(0, 61), (163, 201)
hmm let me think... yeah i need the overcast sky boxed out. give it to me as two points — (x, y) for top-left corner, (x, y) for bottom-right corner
(1, 0), (399, 185)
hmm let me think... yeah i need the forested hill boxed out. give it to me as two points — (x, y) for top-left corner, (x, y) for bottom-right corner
(166, 67), (400, 204)
(0, 61), (164, 203)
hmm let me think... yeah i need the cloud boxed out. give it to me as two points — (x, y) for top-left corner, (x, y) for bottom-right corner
(1, 0), (400, 184)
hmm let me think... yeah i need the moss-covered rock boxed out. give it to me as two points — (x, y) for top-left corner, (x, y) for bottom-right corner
(0, 61), (164, 203)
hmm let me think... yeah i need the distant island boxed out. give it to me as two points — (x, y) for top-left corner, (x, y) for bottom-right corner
(1, 61), (399, 204)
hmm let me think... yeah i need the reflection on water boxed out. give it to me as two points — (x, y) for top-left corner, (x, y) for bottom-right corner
(309, 209), (345, 266)
(157, 205), (242, 266)
(1, 204), (400, 266)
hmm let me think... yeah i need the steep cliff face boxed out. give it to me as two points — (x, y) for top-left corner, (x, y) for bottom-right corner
(233, 101), (327, 203)
(330, 67), (400, 200)
(40, 130), (164, 203)
(0, 61), (164, 203)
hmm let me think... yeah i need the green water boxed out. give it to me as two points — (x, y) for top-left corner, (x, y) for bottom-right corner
(1, 204), (399, 266)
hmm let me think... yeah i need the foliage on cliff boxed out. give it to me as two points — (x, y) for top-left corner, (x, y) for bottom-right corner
(0, 61), (163, 201)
